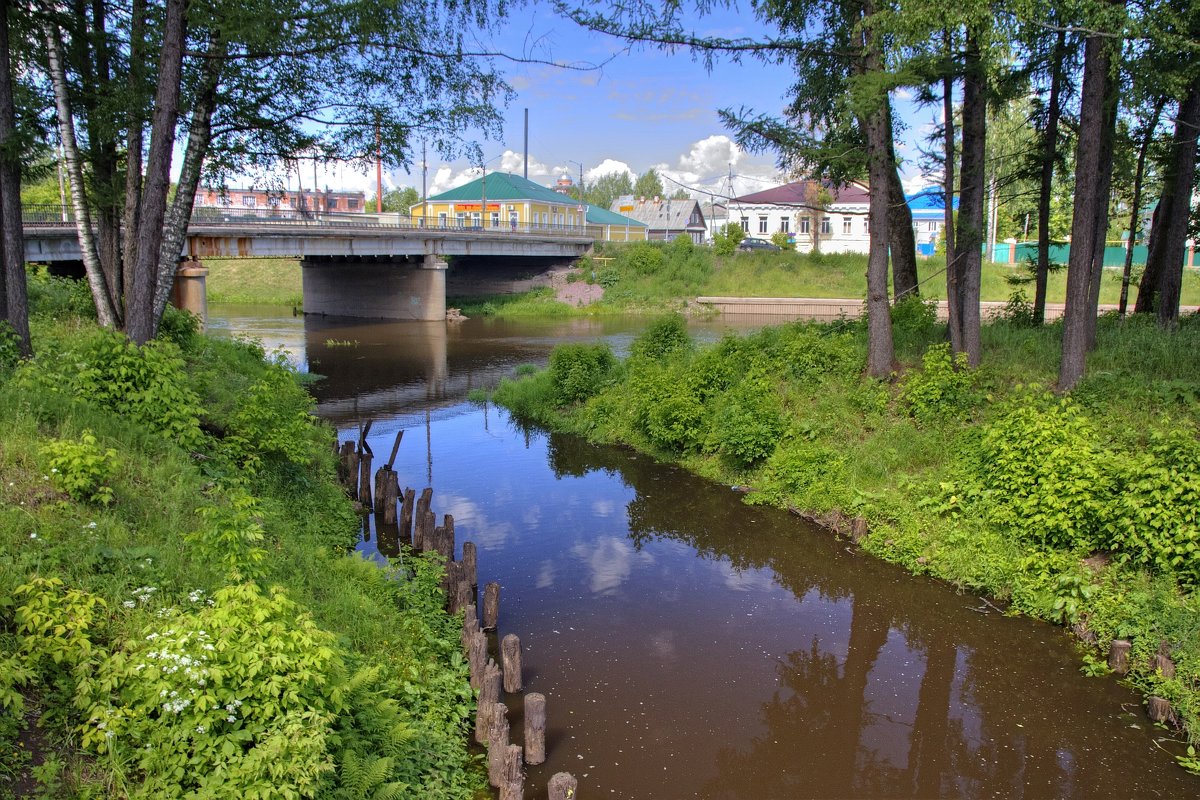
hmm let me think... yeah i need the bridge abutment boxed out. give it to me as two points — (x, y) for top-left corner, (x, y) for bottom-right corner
(301, 255), (447, 320)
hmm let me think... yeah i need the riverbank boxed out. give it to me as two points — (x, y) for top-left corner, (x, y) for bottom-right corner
(201, 243), (1200, 312)
(0, 274), (483, 796)
(489, 306), (1200, 771)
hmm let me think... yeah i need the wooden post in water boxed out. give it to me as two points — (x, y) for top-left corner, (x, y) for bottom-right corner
(414, 488), (432, 549)
(524, 692), (546, 765)
(384, 429), (404, 469)
(462, 604), (479, 653)
(476, 659), (502, 745)
(443, 513), (455, 557)
(1147, 697), (1176, 725)
(399, 487), (415, 545)
(499, 744), (524, 800)
(377, 469), (397, 525)
(1108, 639), (1131, 674)
(358, 451), (373, 508)
(487, 703), (509, 788)
(482, 582), (500, 631)
(463, 541), (478, 588)
(469, 631), (488, 690)
(338, 441), (357, 492)
(548, 773), (578, 800)
(501, 633), (523, 693)
(454, 576), (473, 617)
(416, 509), (435, 552)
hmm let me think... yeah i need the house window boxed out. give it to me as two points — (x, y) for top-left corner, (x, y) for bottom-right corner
(928, 221), (938, 231)
(327, 198), (338, 210)
(456, 212), (466, 227)
(267, 196), (280, 208)
(864, 218), (869, 234)
(799, 217), (810, 234)
(472, 212), (482, 226)
(820, 217), (832, 234)
(758, 216), (769, 234)
(491, 212), (500, 228)
(241, 196), (256, 208)
(218, 196), (232, 207)
(780, 217), (789, 233)
(438, 212), (447, 226)
(348, 199), (359, 210)
(843, 217), (853, 234)
(740, 216), (749, 232)
(287, 198), (297, 208)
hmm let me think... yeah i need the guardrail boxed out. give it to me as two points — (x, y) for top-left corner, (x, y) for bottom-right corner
(23, 204), (590, 238)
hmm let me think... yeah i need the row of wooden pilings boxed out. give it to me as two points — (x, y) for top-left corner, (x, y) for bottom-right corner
(338, 430), (579, 800)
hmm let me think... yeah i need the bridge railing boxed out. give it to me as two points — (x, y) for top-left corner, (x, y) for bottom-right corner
(25, 203), (590, 238)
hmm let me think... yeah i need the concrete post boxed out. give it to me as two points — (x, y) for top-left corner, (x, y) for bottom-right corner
(421, 255), (448, 321)
(170, 260), (209, 328)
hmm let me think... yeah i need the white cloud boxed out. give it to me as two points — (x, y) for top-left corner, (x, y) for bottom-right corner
(570, 536), (654, 595)
(585, 158), (635, 182)
(894, 88), (915, 102)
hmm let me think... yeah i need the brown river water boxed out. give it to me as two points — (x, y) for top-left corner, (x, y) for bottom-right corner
(210, 307), (1199, 799)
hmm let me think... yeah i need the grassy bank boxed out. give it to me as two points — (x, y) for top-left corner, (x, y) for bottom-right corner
(204, 257), (302, 306)
(490, 305), (1200, 771)
(0, 274), (482, 797)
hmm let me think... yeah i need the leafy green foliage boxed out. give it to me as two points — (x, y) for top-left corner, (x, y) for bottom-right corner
(221, 360), (323, 475)
(85, 584), (345, 799)
(548, 343), (617, 406)
(770, 231), (795, 250)
(185, 492), (268, 583)
(712, 222), (746, 256)
(708, 376), (785, 467)
(40, 429), (118, 505)
(630, 314), (692, 361)
(0, 322), (20, 373)
(899, 343), (978, 422)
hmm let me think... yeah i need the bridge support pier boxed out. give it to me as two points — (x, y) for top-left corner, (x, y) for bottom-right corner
(301, 255), (447, 320)
(170, 260), (209, 328)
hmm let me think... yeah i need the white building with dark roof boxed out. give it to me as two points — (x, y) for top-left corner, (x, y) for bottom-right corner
(610, 195), (708, 244)
(729, 180), (871, 254)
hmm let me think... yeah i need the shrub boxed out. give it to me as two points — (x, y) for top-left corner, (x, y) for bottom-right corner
(185, 491), (268, 583)
(629, 314), (691, 361)
(708, 377), (784, 468)
(548, 343), (617, 406)
(899, 343), (977, 422)
(770, 231), (795, 250)
(711, 222), (745, 256)
(0, 322), (19, 373)
(40, 429), (118, 505)
(621, 242), (666, 275)
(84, 584), (345, 799)
(222, 360), (322, 475)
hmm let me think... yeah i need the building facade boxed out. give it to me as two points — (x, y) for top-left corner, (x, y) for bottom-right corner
(411, 172), (646, 241)
(729, 181), (872, 254)
(610, 195), (708, 244)
(195, 187), (365, 214)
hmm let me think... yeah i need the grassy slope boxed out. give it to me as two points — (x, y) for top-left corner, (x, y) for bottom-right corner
(205, 257), (302, 306)
(0, 278), (482, 797)
(491, 309), (1200, 767)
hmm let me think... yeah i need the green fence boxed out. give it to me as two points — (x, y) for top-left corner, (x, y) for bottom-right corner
(991, 242), (1198, 268)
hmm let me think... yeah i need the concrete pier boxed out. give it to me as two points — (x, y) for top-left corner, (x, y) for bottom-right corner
(301, 255), (448, 320)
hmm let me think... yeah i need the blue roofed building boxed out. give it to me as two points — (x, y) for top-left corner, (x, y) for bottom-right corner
(908, 190), (958, 256)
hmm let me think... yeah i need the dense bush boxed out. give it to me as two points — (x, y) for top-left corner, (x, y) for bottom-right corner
(711, 222), (745, 256)
(899, 343), (978, 422)
(630, 313), (692, 361)
(707, 376), (784, 467)
(548, 343), (617, 406)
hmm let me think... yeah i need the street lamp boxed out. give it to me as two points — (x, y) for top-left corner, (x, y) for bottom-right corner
(568, 160), (585, 231)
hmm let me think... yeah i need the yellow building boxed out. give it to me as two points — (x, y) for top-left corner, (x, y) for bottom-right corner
(411, 172), (646, 241)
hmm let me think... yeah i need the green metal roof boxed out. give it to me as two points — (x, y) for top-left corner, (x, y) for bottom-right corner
(585, 205), (646, 227)
(427, 172), (569, 204)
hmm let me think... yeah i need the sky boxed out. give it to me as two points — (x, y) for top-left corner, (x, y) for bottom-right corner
(309, 2), (942, 203)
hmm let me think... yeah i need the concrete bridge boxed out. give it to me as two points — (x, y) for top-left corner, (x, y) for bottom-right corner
(22, 206), (593, 321)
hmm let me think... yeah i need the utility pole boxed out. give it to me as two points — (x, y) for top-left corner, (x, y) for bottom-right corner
(523, 108), (529, 180)
(375, 123), (383, 213)
(422, 140), (428, 226)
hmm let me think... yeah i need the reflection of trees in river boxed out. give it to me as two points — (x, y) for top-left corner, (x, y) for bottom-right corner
(542, 431), (1172, 798)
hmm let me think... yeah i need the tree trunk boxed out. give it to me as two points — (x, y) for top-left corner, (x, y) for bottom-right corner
(1034, 29), (1065, 325)
(1119, 100), (1163, 317)
(153, 34), (225, 326)
(1153, 77), (1200, 328)
(83, 0), (123, 320)
(1135, 186), (1169, 313)
(45, 25), (118, 328)
(942, 40), (960, 352)
(1084, 77), (1120, 350)
(121, 0), (147, 304)
(861, 0), (895, 377)
(885, 100), (919, 301)
(1059, 30), (1116, 390)
(953, 26), (986, 367)
(126, 0), (188, 345)
(0, 0), (30, 355)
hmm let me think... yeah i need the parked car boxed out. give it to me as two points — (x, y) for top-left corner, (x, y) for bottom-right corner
(737, 237), (782, 251)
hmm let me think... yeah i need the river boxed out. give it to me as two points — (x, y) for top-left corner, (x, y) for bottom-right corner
(211, 305), (1198, 799)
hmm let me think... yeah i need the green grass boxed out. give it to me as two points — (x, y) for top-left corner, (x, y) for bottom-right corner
(204, 257), (302, 305)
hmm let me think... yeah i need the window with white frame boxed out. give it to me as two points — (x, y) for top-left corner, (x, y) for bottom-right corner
(740, 216), (749, 232)
(780, 217), (790, 233)
(438, 212), (448, 226)
(843, 217), (853, 234)
(491, 212), (500, 227)
(758, 216), (769, 234)
(799, 217), (810, 234)
(241, 195), (256, 208)
(820, 217), (832, 234)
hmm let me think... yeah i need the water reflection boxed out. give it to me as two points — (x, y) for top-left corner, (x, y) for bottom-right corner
(207, 308), (1198, 799)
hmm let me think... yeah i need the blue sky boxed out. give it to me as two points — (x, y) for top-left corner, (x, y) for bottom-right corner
(324, 2), (940, 201)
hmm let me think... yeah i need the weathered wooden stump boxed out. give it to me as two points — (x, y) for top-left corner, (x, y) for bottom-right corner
(338, 441), (357, 492)
(1147, 696), (1176, 726)
(1153, 641), (1176, 679)
(381, 469), (398, 525)
(850, 516), (868, 543)
(487, 703), (510, 788)
(414, 488), (433, 549)
(475, 659), (502, 745)
(1108, 639), (1131, 674)
(462, 604), (479, 652)
(548, 772), (578, 800)
(416, 509), (435, 552)
(501, 633), (523, 693)
(358, 451), (373, 508)
(399, 487), (415, 544)
(430, 524), (453, 562)
(499, 744), (524, 800)
(454, 578), (473, 617)
(463, 541), (478, 588)
(524, 692), (546, 765)
(443, 513), (455, 555)
(482, 581), (500, 631)
(468, 630), (488, 690)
